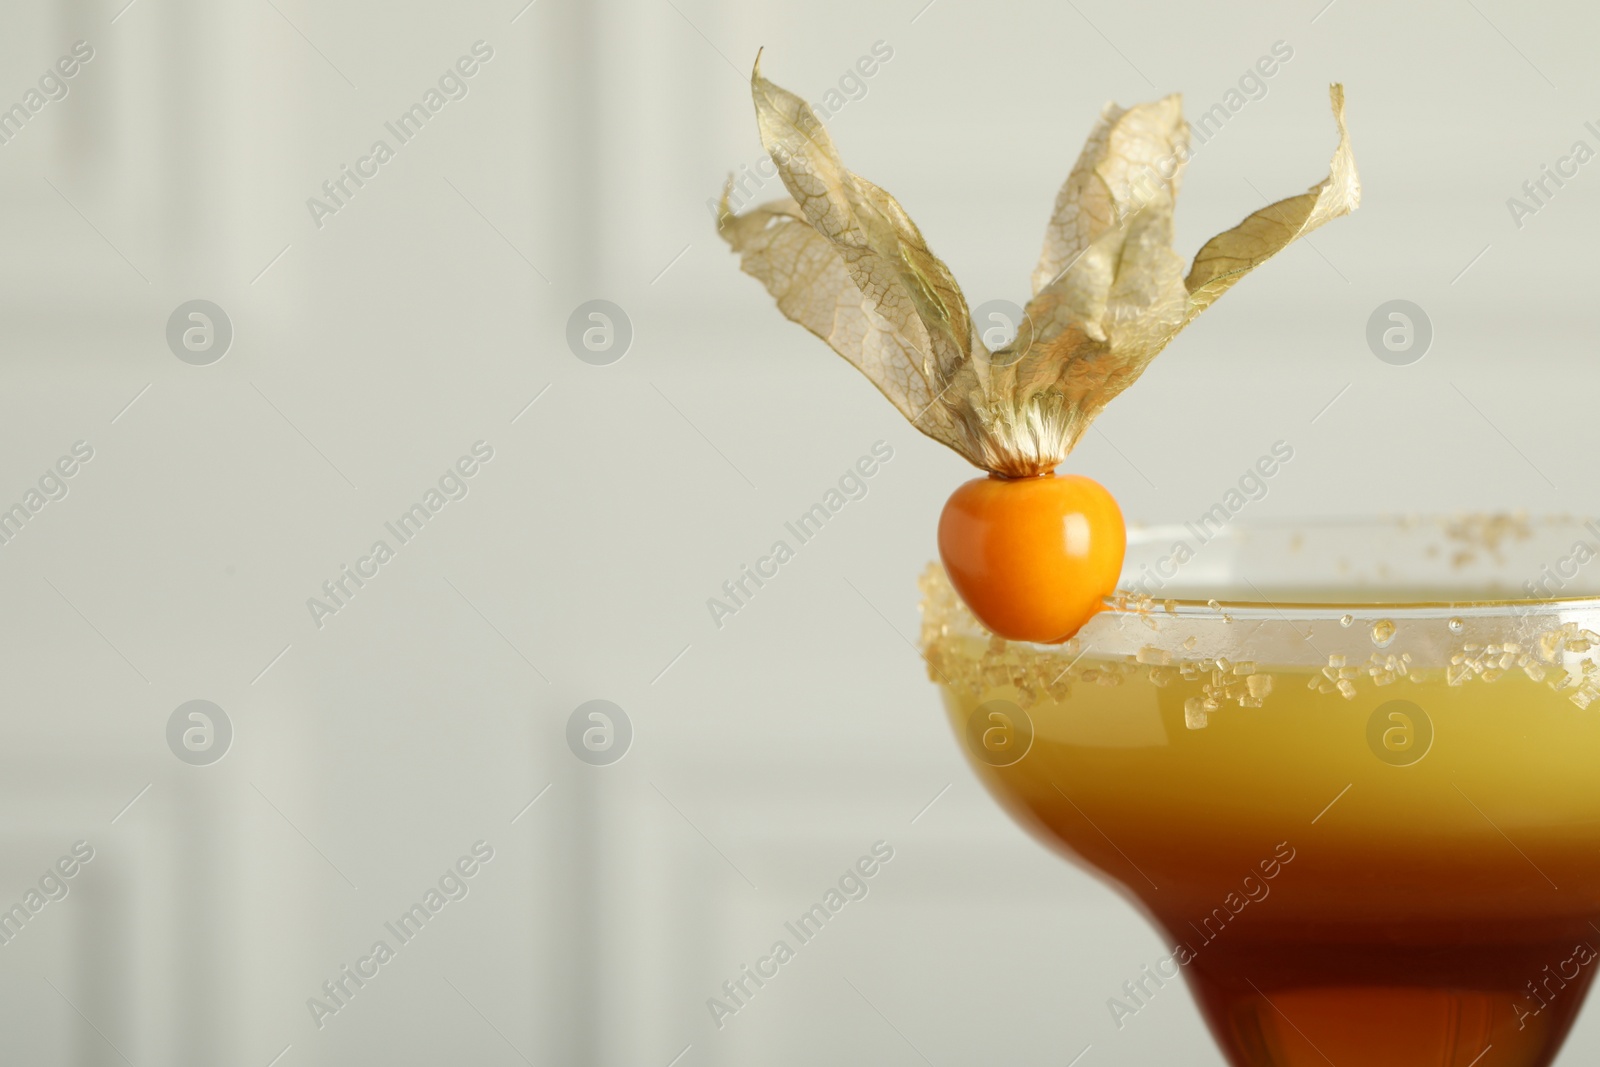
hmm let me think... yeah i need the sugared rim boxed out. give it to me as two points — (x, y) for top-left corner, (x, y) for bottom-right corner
(921, 515), (1600, 706)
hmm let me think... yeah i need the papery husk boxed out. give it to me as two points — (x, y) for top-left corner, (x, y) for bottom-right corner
(719, 57), (1359, 477)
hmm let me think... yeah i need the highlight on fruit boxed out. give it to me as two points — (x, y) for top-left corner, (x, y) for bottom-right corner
(718, 52), (1360, 642)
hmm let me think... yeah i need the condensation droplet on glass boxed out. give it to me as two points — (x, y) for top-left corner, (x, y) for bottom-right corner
(1339, 614), (1354, 628)
(1370, 619), (1396, 648)
(1448, 617), (1464, 635)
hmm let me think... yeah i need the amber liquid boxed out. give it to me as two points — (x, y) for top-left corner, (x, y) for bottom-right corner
(943, 664), (1600, 1067)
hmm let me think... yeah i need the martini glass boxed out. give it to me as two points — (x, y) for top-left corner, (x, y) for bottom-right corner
(922, 517), (1600, 1067)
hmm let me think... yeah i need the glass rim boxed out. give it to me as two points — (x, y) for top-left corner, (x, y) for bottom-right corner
(921, 515), (1600, 697)
(1117, 514), (1600, 620)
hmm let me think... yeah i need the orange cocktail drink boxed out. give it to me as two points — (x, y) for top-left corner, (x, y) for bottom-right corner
(924, 518), (1600, 1067)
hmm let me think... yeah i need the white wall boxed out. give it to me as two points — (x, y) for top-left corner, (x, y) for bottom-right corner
(0, 0), (1597, 1064)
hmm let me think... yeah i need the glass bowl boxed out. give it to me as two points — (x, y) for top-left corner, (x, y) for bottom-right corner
(921, 516), (1600, 1067)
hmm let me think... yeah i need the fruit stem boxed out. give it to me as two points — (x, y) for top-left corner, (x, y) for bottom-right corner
(987, 469), (1056, 482)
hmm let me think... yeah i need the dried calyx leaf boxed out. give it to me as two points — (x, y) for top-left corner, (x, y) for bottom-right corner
(719, 56), (1360, 477)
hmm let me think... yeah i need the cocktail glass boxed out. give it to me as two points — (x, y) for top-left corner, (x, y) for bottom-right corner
(922, 517), (1600, 1067)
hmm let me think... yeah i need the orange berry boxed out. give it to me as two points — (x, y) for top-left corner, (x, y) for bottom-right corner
(937, 473), (1125, 643)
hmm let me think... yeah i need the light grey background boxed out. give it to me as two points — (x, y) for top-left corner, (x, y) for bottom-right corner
(0, 0), (1591, 1063)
